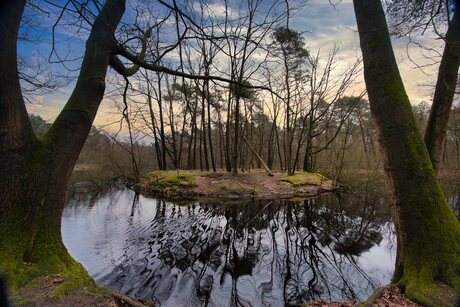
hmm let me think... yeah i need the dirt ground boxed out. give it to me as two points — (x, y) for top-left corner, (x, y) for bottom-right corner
(14, 277), (423, 306)
(305, 288), (422, 306)
(196, 170), (312, 197)
(13, 274), (153, 307)
(138, 169), (336, 199)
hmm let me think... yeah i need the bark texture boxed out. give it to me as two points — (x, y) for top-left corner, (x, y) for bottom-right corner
(424, 9), (460, 173)
(353, 0), (460, 305)
(0, 0), (126, 295)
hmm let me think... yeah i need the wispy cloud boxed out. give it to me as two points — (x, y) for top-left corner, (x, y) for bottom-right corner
(294, 1), (440, 104)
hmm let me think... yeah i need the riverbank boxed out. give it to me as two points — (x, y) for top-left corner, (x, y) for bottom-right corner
(136, 169), (336, 199)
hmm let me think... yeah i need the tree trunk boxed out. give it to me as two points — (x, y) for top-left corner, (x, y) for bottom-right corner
(200, 82), (209, 171)
(232, 95), (240, 174)
(284, 52), (293, 175)
(267, 121), (275, 169)
(167, 89), (178, 169)
(206, 80), (217, 172)
(257, 122), (264, 170)
(121, 78), (140, 179)
(275, 124), (284, 170)
(303, 128), (313, 172)
(0, 0), (126, 292)
(177, 94), (189, 169)
(354, 0), (460, 304)
(424, 9), (460, 174)
(187, 95), (197, 169)
(225, 90), (232, 172)
(217, 108), (225, 169)
(146, 74), (163, 169)
(156, 73), (168, 170)
(243, 136), (273, 176)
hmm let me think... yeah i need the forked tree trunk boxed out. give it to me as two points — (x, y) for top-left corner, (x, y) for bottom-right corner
(0, 0), (125, 292)
(354, 0), (460, 304)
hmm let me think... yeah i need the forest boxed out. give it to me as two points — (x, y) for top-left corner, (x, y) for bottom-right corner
(1, 0), (459, 306)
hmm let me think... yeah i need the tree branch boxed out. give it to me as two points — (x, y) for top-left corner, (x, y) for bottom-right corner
(114, 45), (284, 99)
(110, 27), (152, 77)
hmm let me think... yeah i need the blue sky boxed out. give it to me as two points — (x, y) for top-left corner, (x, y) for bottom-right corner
(20, 0), (443, 126)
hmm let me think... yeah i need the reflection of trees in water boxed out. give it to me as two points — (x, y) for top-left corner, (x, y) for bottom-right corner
(66, 181), (129, 205)
(96, 191), (392, 306)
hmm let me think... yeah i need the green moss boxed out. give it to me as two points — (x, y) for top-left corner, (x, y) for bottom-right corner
(398, 280), (459, 307)
(383, 78), (411, 106)
(45, 268), (96, 301)
(1, 228), (95, 304)
(0, 176), (96, 299)
(0, 211), (95, 294)
(280, 172), (327, 187)
(142, 170), (197, 190)
(209, 181), (260, 196)
(0, 198), (39, 292)
(406, 130), (435, 175)
(390, 153), (460, 306)
(397, 131), (460, 304)
(367, 104), (460, 305)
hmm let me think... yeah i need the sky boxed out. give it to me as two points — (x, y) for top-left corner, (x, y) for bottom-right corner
(21, 0), (443, 128)
(292, 0), (440, 102)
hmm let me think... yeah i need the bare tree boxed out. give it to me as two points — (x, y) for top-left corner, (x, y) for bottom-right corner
(270, 27), (308, 175)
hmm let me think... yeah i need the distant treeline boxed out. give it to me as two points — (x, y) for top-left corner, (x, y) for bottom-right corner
(29, 102), (460, 184)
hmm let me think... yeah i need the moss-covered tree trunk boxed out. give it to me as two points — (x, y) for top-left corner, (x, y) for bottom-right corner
(353, 0), (460, 305)
(0, 0), (126, 295)
(424, 8), (460, 174)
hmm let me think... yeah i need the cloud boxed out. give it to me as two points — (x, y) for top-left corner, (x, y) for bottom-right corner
(26, 98), (64, 122)
(293, 1), (440, 104)
(24, 0), (443, 127)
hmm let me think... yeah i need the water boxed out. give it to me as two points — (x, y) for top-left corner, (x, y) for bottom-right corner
(62, 186), (396, 306)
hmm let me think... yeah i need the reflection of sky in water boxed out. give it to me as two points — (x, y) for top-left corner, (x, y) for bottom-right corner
(62, 188), (396, 306)
(358, 222), (395, 282)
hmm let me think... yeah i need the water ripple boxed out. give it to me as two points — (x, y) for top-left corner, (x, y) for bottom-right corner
(62, 188), (396, 306)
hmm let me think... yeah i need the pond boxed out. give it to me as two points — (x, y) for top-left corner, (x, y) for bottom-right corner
(62, 183), (400, 306)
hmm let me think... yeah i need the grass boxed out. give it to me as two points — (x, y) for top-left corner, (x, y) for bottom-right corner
(280, 172), (327, 187)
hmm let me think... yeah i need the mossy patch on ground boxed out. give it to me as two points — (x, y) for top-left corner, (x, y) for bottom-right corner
(141, 170), (197, 191)
(208, 180), (260, 196)
(280, 172), (327, 187)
